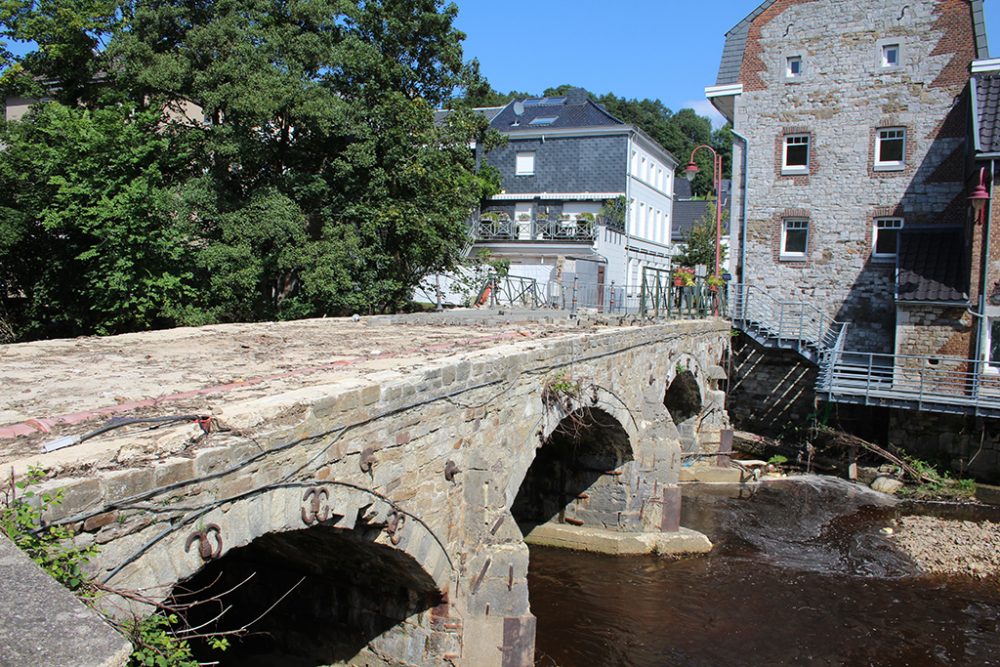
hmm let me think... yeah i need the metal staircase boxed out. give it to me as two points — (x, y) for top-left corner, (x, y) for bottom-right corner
(728, 284), (1000, 418)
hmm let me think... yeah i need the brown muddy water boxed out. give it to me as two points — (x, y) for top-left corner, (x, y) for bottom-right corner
(527, 476), (1000, 667)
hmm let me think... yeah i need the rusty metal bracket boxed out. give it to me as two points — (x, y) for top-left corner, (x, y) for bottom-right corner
(185, 524), (222, 561)
(385, 510), (406, 545)
(444, 460), (460, 482)
(301, 487), (330, 525)
(359, 446), (375, 473)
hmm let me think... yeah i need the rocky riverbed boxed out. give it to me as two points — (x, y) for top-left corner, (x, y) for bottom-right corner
(891, 515), (1000, 579)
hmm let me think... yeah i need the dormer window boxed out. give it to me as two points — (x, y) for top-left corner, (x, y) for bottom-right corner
(786, 56), (802, 78)
(881, 43), (900, 67)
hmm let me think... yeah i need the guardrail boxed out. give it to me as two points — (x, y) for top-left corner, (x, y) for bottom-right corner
(822, 351), (1000, 418)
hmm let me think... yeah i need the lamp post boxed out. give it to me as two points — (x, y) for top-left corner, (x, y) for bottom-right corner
(684, 145), (724, 278)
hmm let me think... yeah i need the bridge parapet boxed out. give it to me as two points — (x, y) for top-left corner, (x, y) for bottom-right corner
(1, 313), (730, 666)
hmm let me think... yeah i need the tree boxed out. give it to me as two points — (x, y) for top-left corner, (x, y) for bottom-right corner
(0, 103), (198, 338)
(675, 203), (728, 270)
(1, 0), (500, 338)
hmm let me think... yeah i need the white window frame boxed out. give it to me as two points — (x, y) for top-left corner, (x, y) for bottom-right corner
(515, 151), (535, 176)
(780, 218), (809, 259)
(786, 56), (803, 78)
(782, 134), (810, 175)
(875, 127), (906, 171)
(881, 43), (900, 68)
(872, 218), (903, 260)
(985, 318), (1000, 373)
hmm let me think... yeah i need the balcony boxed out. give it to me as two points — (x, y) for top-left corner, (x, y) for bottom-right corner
(472, 215), (599, 242)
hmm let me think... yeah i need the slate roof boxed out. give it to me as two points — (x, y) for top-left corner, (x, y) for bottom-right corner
(974, 74), (1000, 153)
(897, 227), (968, 303)
(716, 0), (989, 86)
(672, 199), (710, 243)
(671, 179), (732, 243)
(433, 105), (505, 127)
(489, 89), (624, 131)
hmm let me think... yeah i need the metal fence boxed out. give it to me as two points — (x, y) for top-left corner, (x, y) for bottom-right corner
(476, 273), (723, 320)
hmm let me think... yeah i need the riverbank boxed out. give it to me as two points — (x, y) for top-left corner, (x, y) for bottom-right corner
(891, 515), (1000, 579)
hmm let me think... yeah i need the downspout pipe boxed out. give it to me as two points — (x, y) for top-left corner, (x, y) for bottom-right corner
(732, 130), (750, 282)
(975, 158), (995, 365)
(625, 131), (633, 288)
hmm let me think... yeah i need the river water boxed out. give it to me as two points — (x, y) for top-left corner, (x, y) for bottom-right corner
(527, 476), (1000, 667)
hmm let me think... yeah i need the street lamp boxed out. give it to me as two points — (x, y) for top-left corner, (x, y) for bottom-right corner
(684, 145), (724, 279)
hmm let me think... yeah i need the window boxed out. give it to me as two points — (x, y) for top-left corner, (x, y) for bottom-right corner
(781, 219), (809, 258)
(881, 43), (900, 67)
(989, 319), (1000, 370)
(872, 218), (903, 259)
(875, 128), (905, 170)
(782, 134), (810, 174)
(786, 56), (802, 78)
(529, 116), (558, 126)
(631, 150), (637, 175)
(515, 151), (535, 176)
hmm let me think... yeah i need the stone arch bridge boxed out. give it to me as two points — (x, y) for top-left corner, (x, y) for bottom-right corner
(0, 313), (730, 666)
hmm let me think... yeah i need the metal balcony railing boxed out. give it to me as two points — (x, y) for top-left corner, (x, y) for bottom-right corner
(820, 352), (1000, 418)
(472, 216), (603, 242)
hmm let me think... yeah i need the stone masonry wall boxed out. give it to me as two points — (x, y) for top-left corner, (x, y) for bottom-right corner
(735, 0), (976, 353)
(889, 409), (1000, 482)
(24, 318), (730, 667)
(895, 304), (973, 357)
(726, 332), (818, 437)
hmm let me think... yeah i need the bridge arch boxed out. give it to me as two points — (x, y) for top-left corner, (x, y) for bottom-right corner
(511, 406), (635, 532)
(104, 484), (451, 596)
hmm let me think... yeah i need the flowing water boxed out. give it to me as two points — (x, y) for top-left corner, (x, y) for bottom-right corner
(527, 476), (1000, 667)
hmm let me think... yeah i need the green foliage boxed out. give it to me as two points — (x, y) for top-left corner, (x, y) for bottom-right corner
(1, 0), (499, 339)
(124, 613), (227, 667)
(599, 196), (626, 229)
(542, 372), (583, 411)
(895, 456), (978, 501)
(675, 203), (729, 270)
(0, 467), (97, 591)
(767, 454), (789, 466)
(0, 102), (198, 338)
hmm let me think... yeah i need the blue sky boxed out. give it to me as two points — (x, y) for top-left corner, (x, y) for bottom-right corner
(452, 0), (1000, 127)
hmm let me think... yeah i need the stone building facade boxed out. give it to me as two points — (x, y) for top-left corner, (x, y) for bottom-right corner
(708, 0), (987, 353)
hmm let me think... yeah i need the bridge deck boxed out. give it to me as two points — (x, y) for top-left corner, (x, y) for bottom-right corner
(0, 311), (585, 467)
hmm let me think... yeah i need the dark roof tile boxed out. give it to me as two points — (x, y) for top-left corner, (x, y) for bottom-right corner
(490, 89), (623, 131)
(975, 73), (1000, 152)
(897, 227), (967, 302)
